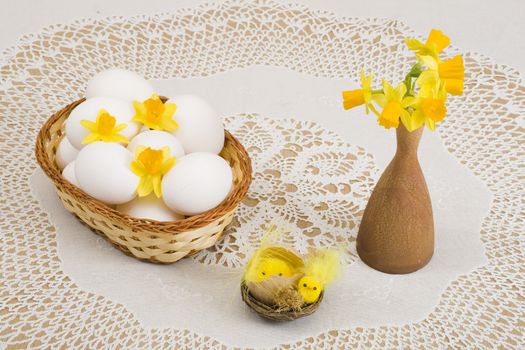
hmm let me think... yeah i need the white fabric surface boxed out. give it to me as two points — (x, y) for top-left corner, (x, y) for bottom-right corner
(1, 0), (524, 76)
(0, 1), (523, 349)
(30, 65), (492, 345)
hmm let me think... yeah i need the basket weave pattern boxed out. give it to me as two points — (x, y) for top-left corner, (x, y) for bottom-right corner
(35, 98), (252, 263)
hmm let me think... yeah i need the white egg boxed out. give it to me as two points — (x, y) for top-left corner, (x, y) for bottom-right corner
(128, 130), (185, 158)
(117, 194), (184, 222)
(65, 97), (140, 149)
(62, 161), (79, 187)
(167, 95), (224, 154)
(86, 68), (155, 101)
(162, 152), (233, 215)
(56, 137), (79, 170)
(75, 142), (139, 205)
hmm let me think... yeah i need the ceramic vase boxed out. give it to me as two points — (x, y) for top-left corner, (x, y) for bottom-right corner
(356, 124), (434, 274)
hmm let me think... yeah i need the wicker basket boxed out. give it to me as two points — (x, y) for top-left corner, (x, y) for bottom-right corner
(35, 98), (252, 264)
(241, 281), (323, 321)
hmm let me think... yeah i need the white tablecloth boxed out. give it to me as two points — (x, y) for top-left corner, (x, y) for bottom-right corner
(1, 1), (523, 349)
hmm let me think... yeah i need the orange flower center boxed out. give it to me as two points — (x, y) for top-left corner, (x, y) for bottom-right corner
(342, 89), (365, 110)
(379, 101), (402, 128)
(144, 98), (166, 124)
(97, 111), (118, 135)
(137, 147), (164, 174)
(421, 98), (447, 122)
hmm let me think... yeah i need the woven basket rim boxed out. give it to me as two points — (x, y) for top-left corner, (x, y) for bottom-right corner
(35, 97), (252, 233)
(240, 281), (323, 321)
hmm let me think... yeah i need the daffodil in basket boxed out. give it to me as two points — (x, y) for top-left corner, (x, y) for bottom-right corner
(342, 29), (464, 274)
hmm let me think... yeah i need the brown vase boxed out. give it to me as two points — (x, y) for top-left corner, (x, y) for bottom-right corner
(356, 124), (434, 274)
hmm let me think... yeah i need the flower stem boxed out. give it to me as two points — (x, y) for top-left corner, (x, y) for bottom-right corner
(404, 63), (423, 96)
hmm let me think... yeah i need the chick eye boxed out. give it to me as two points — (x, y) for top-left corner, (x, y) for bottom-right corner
(279, 273), (282, 276)
(303, 283), (307, 287)
(262, 272), (266, 275)
(313, 287), (317, 291)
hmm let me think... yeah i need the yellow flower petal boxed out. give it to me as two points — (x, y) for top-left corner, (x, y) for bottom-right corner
(134, 145), (147, 156)
(425, 118), (436, 131)
(419, 55), (439, 70)
(402, 96), (416, 108)
(378, 101), (401, 129)
(444, 79), (464, 96)
(405, 38), (425, 52)
(130, 161), (146, 177)
(110, 134), (130, 144)
(161, 146), (170, 158)
(416, 70), (440, 89)
(439, 55), (464, 81)
(163, 102), (177, 117)
(133, 100), (147, 117)
(132, 94), (179, 131)
(373, 94), (386, 107)
(406, 29), (450, 61)
(405, 110), (425, 131)
(80, 120), (97, 132)
(152, 175), (162, 198)
(81, 133), (100, 144)
(161, 118), (178, 132)
(421, 98), (447, 122)
(393, 83), (407, 101)
(161, 157), (176, 174)
(382, 80), (394, 97)
(400, 110), (412, 131)
(80, 110), (129, 144)
(113, 123), (128, 133)
(342, 89), (365, 110)
(360, 71), (374, 104)
(426, 29), (450, 53)
(131, 146), (176, 197)
(137, 176), (153, 197)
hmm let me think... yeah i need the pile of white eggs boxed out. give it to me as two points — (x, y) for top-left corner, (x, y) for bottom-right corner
(56, 68), (233, 221)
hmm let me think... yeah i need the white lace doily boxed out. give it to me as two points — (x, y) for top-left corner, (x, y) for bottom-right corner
(1, 1), (524, 349)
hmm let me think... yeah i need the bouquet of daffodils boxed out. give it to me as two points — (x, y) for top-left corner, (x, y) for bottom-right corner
(342, 29), (464, 131)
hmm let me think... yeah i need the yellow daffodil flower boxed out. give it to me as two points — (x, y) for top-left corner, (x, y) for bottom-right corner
(373, 80), (415, 129)
(437, 55), (464, 95)
(408, 71), (448, 131)
(405, 29), (450, 61)
(132, 94), (178, 131)
(80, 109), (129, 144)
(342, 71), (374, 113)
(406, 29), (464, 95)
(130, 146), (176, 197)
(341, 29), (463, 133)
(419, 54), (464, 95)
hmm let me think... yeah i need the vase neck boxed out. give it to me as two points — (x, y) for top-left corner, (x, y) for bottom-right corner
(395, 124), (423, 156)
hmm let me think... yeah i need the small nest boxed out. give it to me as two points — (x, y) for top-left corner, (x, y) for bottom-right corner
(241, 281), (323, 321)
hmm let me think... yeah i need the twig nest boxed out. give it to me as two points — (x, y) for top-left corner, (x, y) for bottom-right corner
(242, 246), (325, 321)
(241, 281), (323, 321)
(246, 274), (303, 307)
(273, 284), (305, 310)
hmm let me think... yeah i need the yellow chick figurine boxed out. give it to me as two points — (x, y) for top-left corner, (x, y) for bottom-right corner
(298, 249), (341, 304)
(244, 246), (303, 283)
(254, 257), (294, 282)
(244, 225), (304, 284)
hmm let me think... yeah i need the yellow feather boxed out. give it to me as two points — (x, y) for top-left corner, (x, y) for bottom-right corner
(243, 224), (303, 283)
(303, 249), (341, 285)
(297, 249), (341, 303)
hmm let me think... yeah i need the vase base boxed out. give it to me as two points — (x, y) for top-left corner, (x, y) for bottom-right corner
(357, 245), (434, 275)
